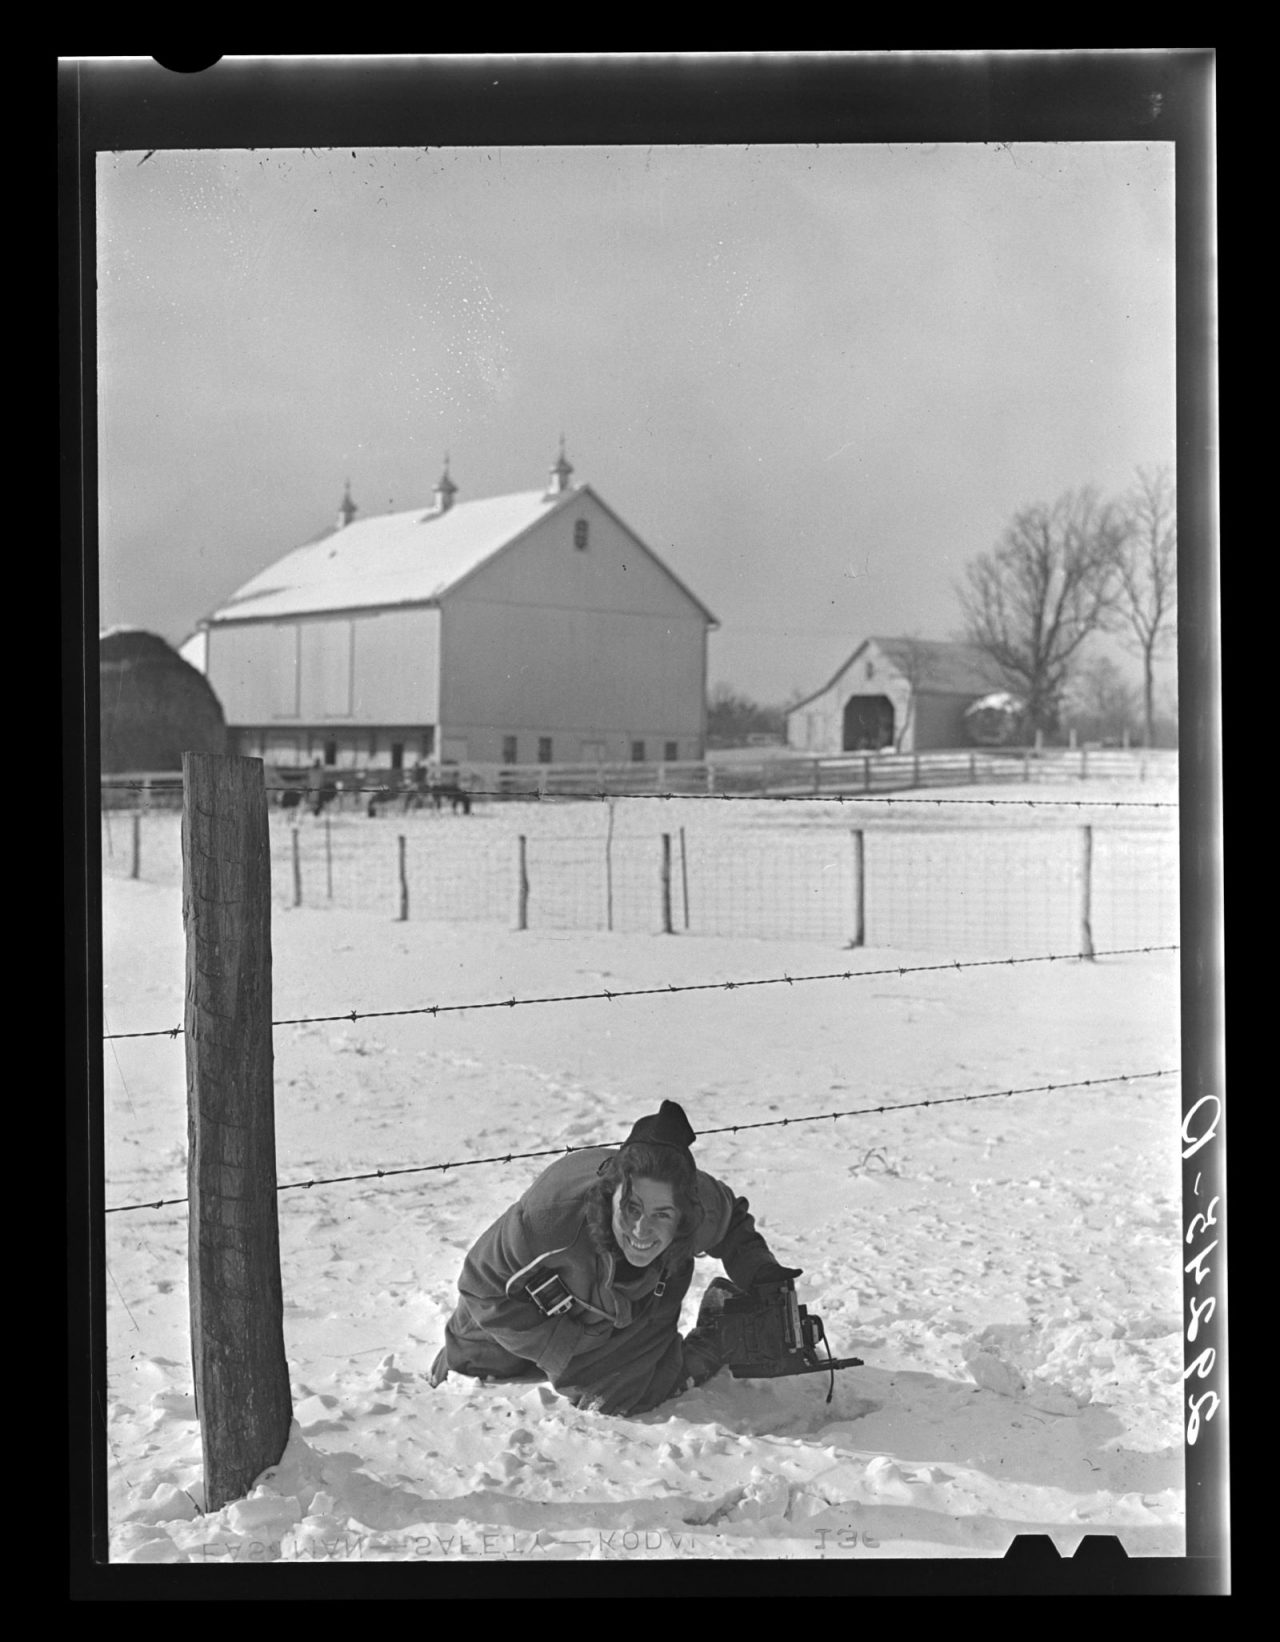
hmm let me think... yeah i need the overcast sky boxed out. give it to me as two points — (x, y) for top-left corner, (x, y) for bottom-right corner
(97, 140), (1175, 705)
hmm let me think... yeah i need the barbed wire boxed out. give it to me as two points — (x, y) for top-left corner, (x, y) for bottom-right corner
(102, 943), (1179, 1041)
(101, 778), (1177, 810)
(102, 1066), (1180, 1216)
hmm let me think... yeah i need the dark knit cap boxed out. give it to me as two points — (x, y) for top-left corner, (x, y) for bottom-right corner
(624, 1099), (696, 1151)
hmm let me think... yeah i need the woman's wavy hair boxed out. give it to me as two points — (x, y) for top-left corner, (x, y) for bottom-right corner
(587, 1141), (701, 1260)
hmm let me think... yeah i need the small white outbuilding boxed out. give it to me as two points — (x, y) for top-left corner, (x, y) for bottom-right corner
(184, 448), (718, 772)
(786, 636), (1000, 754)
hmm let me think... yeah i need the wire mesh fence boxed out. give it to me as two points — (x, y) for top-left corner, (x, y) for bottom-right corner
(103, 800), (1179, 956)
(863, 827), (1079, 955)
(1090, 827), (1182, 952)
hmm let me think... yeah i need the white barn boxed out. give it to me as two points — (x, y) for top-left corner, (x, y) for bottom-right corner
(786, 636), (999, 755)
(182, 449), (718, 772)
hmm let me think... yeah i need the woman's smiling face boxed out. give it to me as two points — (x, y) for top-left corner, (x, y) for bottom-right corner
(611, 1177), (678, 1266)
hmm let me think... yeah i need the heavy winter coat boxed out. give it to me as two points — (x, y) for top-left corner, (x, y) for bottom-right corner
(436, 1147), (779, 1415)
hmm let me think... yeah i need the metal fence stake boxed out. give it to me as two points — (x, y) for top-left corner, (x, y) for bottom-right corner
(1080, 824), (1095, 960)
(851, 827), (866, 948)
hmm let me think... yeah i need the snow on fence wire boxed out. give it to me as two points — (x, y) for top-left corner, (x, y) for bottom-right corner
(102, 804), (1180, 956)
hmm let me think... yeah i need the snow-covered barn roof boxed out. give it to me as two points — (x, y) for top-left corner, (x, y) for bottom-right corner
(204, 489), (569, 624)
(788, 637), (999, 712)
(200, 481), (717, 628)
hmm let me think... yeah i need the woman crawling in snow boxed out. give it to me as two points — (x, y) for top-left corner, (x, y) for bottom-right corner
(429, 1100), (802, 1416)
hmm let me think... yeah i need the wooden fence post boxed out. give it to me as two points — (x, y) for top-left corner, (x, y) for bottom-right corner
(131, 812), (141, 880)
(679, 826), (690, 930)
(398, 834), (409, 921)
(863, 756), (871, 794)
(969, 752), (976, 784)
(325, 816), (333, 901)
(291, 824), (302, 907)
(661, 833), (674, 933)
(912, 751), (920, 788)
(812, 758), (821, 796)
(517, 835), (529, 930)
(1081, 745), (1089, 781)
(1023, 749), (1031, 783)
(1079, 824), (1095, 960)
(850, 827), (866, 948)
(182, 753), (292, 1515)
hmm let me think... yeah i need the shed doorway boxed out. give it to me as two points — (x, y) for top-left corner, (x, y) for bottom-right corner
(842, 695), (894, 752)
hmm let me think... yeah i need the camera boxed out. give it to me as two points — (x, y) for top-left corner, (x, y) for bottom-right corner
(525, 1272), (575, 1318)
(716, 1279), (863, 1381)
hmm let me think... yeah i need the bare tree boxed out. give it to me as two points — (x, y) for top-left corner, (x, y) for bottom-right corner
(1114, 465), (1177, 747)
(706, 682), (786, 747)
(957, 488), (1126, 737)
(891, 635), (932, 752)
(1064, 654), (1141, 746)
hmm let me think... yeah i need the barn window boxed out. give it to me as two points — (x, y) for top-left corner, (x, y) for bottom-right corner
(502, 735), (518, 765)
(323, 740), (337, 766)
(866, 661), (875, 679)
(538, 736), (553, 764)
(574, 519), (589, 551)
(664, 741), (678, 762)
(391, 742), (404, 771)
(631, 740), (646, 763)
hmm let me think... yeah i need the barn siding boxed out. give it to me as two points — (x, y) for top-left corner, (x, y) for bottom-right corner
(350, 607), (440, 724)
(440, 600), (705, 745)
(207, 622), (301, 722)
(457, 494), (699, 621)
(439, 501), (707, 755)
(300, 619), (353, 718)
(914, 693), (972, 750)
(209, 608), (441, 728)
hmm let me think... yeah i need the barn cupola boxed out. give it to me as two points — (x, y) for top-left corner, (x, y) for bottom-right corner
(545, 436), (574, 498)
(433, 455), (458, 515)
(336, 480), (358, 530)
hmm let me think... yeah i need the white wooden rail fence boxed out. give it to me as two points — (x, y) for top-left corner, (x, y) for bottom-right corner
(103, 747), (1177, 810)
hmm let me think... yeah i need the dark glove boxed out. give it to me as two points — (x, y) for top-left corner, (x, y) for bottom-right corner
(751, 1260), (803, 1288)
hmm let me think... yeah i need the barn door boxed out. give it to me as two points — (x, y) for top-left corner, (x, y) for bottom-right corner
(842, 696), (894, 752)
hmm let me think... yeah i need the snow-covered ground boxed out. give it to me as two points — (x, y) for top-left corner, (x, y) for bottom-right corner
(101, 780), (1184, 1563)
